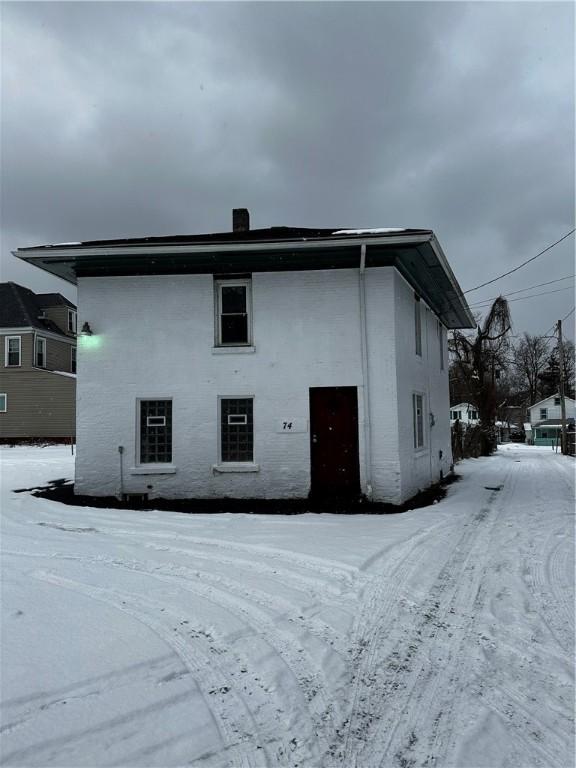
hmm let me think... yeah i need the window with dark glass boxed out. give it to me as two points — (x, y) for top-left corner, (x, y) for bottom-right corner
(35, 337), (46, 368)
(438, 321), (444, 369)
(415, 297), (422, 357)
(68, 310), (77, 333)
(413, 393), (424, 449)
(140, 400), (172, 463)
(221, 398), (253, 462)
(216, 279), (251, 345)
(540, 408), (547, 420)
(71, 346), (77, 374)
(6, 337), (21, 367)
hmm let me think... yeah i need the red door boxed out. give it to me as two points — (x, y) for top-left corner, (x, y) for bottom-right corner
(309, 387), (361, 498)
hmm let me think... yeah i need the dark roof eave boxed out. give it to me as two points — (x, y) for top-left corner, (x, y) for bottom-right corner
(15, 232), (475, 329)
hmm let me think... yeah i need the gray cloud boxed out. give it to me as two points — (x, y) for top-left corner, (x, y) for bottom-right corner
(1, 1), (574, 335)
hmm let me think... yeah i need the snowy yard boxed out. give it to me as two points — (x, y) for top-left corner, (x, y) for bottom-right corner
(1, 445), (574, 768)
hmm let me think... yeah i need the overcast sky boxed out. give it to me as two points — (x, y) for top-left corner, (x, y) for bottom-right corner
(1, 1), (574, 339)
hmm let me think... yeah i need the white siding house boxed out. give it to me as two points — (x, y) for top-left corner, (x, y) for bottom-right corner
(449, 403), (479, 427)
(16, 214), (474, 505)
(528, 394), (576, 425)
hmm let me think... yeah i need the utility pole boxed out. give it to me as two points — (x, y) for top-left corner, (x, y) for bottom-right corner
(557, 320), (567, 454)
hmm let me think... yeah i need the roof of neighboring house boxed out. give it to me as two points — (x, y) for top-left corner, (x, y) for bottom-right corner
(14, 225), (475, 329)
(36, 292), (76, 309)
(0, 282), (75, 337)
(529, 393), (576, 409)
(450, 403), (477, 410)
(534, 418), (575, 428)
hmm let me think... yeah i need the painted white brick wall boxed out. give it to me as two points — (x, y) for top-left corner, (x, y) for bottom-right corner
(75, 266), (450, 503)
(393, 272), (452, 502)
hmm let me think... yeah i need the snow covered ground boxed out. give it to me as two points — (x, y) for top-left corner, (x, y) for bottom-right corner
(1, 444), (574, 768)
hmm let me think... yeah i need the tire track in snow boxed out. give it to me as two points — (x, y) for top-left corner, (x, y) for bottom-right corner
(323, 520), (459, 765)
(24, 555), (337, 764)
(334, 474), (513, 768)
(27, 570), (283, 768)
(93, 527), (362, 584)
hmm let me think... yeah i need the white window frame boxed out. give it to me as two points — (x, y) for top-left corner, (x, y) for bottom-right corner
(68, 309), (77, 334)
(35, 336), (47, 368)
(554, 397), (561, 406)
(413, 392), (426, 450)
(0, 393), (6, 412)
(214, 278), (252, 347)
(414, 297), (422, 357)
(5, 336), (21, 367)
(71, 346), (77, 374)
(540, 408), (547, 420)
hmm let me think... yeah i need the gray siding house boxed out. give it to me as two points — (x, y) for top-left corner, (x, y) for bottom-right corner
(0, 283), (77, 442)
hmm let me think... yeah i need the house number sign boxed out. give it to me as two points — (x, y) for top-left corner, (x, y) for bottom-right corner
(275, 418), (307, 434)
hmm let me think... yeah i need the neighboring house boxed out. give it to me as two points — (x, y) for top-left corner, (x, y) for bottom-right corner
(0, 283), (77, 442)
(16, 210), (474, 504)
(449, 403), (479, 426)
(525, 393), (576, 446)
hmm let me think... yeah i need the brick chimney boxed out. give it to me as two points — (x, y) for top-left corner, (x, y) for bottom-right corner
(233, 208), (250, 232)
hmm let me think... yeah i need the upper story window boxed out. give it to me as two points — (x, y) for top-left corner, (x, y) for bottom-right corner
(554, 397), (561, 406)
(0, 394), (6, 412)
(451, 409), (462, 421)
(71, 346), (77, 374)
(414, 297), (422, 357)
(215, 278), (252, 346)
(5, 336), (21, 367)
(68, 310), (77, 334)
(468, 409), (478, 420)
(139, 400), (172, 464)
(221, 397), (254, 462)
(539, 408), (548, 420)
(437, 321), (444, 370)
(35, 337), (46, 368)
(413, 393), (425, 449)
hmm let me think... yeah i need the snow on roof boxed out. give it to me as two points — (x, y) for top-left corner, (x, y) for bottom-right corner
(332, 228), (407, 235)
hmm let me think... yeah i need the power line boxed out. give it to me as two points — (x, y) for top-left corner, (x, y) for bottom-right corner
(464, 228), (575, 294)
(468, 274), (575, 307)
(470, 285), (573, 309)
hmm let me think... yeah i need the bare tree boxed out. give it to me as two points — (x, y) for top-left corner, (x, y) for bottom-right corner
(512, 332), (550, 405)
(450, 297), (512, 455)
(540, 338), (575, 400)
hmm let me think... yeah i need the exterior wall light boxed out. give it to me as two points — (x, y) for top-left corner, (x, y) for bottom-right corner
(80, 321), (93, 336)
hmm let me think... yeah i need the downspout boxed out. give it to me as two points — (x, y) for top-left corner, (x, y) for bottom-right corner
(359, 244), (373, 499)
(118, 445), (124, 500)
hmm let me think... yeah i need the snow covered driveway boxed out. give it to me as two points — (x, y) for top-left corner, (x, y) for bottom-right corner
(1, 445), (574, 768)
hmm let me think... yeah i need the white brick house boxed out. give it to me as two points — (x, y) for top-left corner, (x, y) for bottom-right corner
(16, 213), (474, 504)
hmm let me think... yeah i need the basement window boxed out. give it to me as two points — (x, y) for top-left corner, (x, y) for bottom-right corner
(139, 400), (172, 463)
